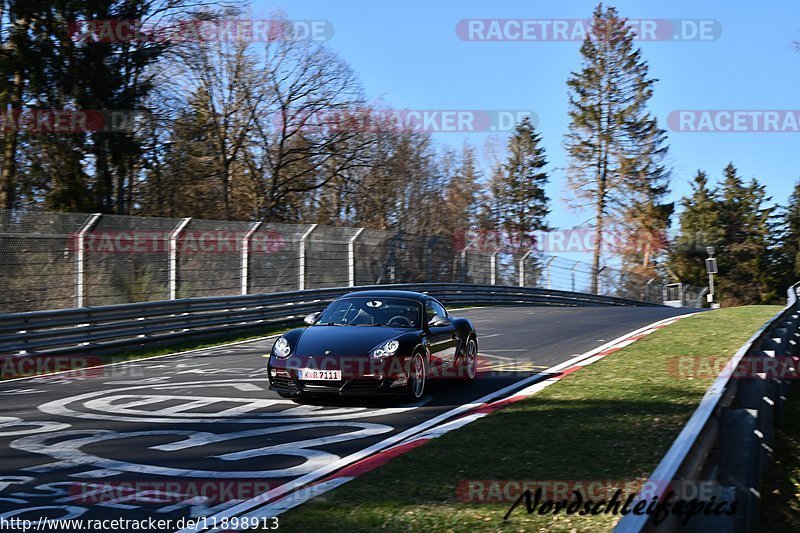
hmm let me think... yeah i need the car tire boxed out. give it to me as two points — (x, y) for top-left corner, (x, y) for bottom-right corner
(406, 351), (427, 401)
(456, 336), (478, 383)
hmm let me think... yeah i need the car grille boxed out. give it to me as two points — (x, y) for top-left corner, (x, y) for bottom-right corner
(301, 380), (342, 391)
(347, 378), (382, 390)
(271, 376), (298, 392)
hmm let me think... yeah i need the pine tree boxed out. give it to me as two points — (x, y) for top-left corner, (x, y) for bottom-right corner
(764, 179), (800, 299)
(716, 163), (774, 305)
(494, 117), (550, 243)
(783, 180), (800, 279)
(564, 3), (670, 293)
(668, 170), (724, 287)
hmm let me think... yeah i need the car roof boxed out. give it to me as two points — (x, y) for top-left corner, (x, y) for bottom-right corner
(338, 290), (430, 302)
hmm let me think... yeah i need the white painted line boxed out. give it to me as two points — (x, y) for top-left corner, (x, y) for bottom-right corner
(175, 360), (565, 532)
(2, 305), (485, 385)
(186, 312), (697, 531)
(0, 334), (282, 384)
(575, 354), (605, 367)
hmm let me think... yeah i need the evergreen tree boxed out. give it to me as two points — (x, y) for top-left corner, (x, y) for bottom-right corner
(783, 180), (800, 277)
(493, 117), (550, 243)
(716, 163), (774, 305)
(668, 171), (724, 287)
(565, 3), (670, 293)
(767, 180), (800, 296)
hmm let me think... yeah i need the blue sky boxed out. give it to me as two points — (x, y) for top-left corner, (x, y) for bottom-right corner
(251, 0), (800, 231)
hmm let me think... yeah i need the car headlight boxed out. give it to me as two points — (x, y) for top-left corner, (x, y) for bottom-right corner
(372, 339), (400, 359)
(274, 337), (291, 358)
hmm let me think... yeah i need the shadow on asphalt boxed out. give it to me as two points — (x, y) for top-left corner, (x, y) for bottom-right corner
(286, 371), (540, 409)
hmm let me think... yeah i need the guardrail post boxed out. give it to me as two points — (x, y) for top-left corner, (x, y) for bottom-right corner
(74, 213), (102, 308)
(719, 408), (762, 531)
(348, 228), (364, 287)
(169, 217), (191, 300)
(518, 251), (532, 287)
(490, 252), (497, 285)
(544, 256), (556, 289)
(571, 261), (581, 292)
(240, 221), (262, 295)
(298, 224), (317, 291)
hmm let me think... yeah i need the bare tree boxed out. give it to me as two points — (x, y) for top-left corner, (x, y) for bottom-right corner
(244, 19), (373, 222)
(173, 31), (261, 219)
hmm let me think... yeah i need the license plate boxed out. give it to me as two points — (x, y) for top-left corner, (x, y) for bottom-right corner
(297, 369), (341, 381)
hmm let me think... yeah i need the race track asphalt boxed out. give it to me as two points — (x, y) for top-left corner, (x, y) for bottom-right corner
(0, 305), (696, 530)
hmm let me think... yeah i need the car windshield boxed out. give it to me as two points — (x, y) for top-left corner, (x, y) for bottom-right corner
(316, 297), (422, 328)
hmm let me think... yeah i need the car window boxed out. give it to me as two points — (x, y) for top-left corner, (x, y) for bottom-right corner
(425, 300), (447, 321)
(317, 297), (422, 327)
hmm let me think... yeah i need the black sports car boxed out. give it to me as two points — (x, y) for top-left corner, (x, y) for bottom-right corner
(267, 290), (478, 400)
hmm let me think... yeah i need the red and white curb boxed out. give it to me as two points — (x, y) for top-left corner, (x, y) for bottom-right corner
(181, 313), (692, 531)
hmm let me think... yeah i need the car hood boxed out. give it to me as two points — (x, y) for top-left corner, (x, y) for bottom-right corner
(295, 326), (407, 356)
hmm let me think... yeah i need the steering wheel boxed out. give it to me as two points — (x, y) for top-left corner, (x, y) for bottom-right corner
(387, 315), (412, 327)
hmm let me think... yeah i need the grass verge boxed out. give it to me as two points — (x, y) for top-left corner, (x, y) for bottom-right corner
(277, 306), (781, 533)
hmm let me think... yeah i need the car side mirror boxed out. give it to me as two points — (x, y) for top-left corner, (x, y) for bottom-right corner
(428, 314), (451, 327)
(304, 312), (321, 325)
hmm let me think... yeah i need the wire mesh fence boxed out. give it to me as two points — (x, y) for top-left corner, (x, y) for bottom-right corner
(0, 208), (698, 313)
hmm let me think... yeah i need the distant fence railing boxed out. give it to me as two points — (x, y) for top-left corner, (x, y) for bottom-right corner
(615, 282), (800, 533)
(0, 209), (701, 313)
(0, 283), (663, 357)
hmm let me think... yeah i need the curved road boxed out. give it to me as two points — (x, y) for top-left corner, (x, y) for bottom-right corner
(0, 306), (694, 530)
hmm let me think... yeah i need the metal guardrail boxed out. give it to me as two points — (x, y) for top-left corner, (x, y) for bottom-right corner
(615, 282), (800, 533)
(0, 283), (663, 357)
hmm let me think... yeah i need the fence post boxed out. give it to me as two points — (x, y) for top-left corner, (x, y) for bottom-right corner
(348, 227), (364, 287)
(75, 213), (102, 308)
(544, 256), (556, 289)
(518, 251), (532, 287)
(645, 277), (655, 302)
(298, 224), (317, 291)
(241, 221), (262, 295)
(490, 252), (497, 285)
(596, 265), (606, 295)
(571, 261), (582, 292)
(426, 236), (440, 283)
(169, 217), (191, 300)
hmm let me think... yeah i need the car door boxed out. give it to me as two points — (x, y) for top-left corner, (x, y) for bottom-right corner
(425, 299), (458, 373)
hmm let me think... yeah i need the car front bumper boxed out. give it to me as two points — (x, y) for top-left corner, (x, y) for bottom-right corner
(267, 354), (410, 397)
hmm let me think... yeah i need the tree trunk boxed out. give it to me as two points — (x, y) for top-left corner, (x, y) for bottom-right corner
(0, 71), (22, 209)
(591, 193), (605, 294)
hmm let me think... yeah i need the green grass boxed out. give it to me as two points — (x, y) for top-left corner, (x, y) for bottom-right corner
(277, 306), (781, 533)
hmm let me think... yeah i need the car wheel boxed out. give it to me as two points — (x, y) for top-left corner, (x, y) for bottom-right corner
(458, 337), (478, 382)
(407, 352), (427, 400)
